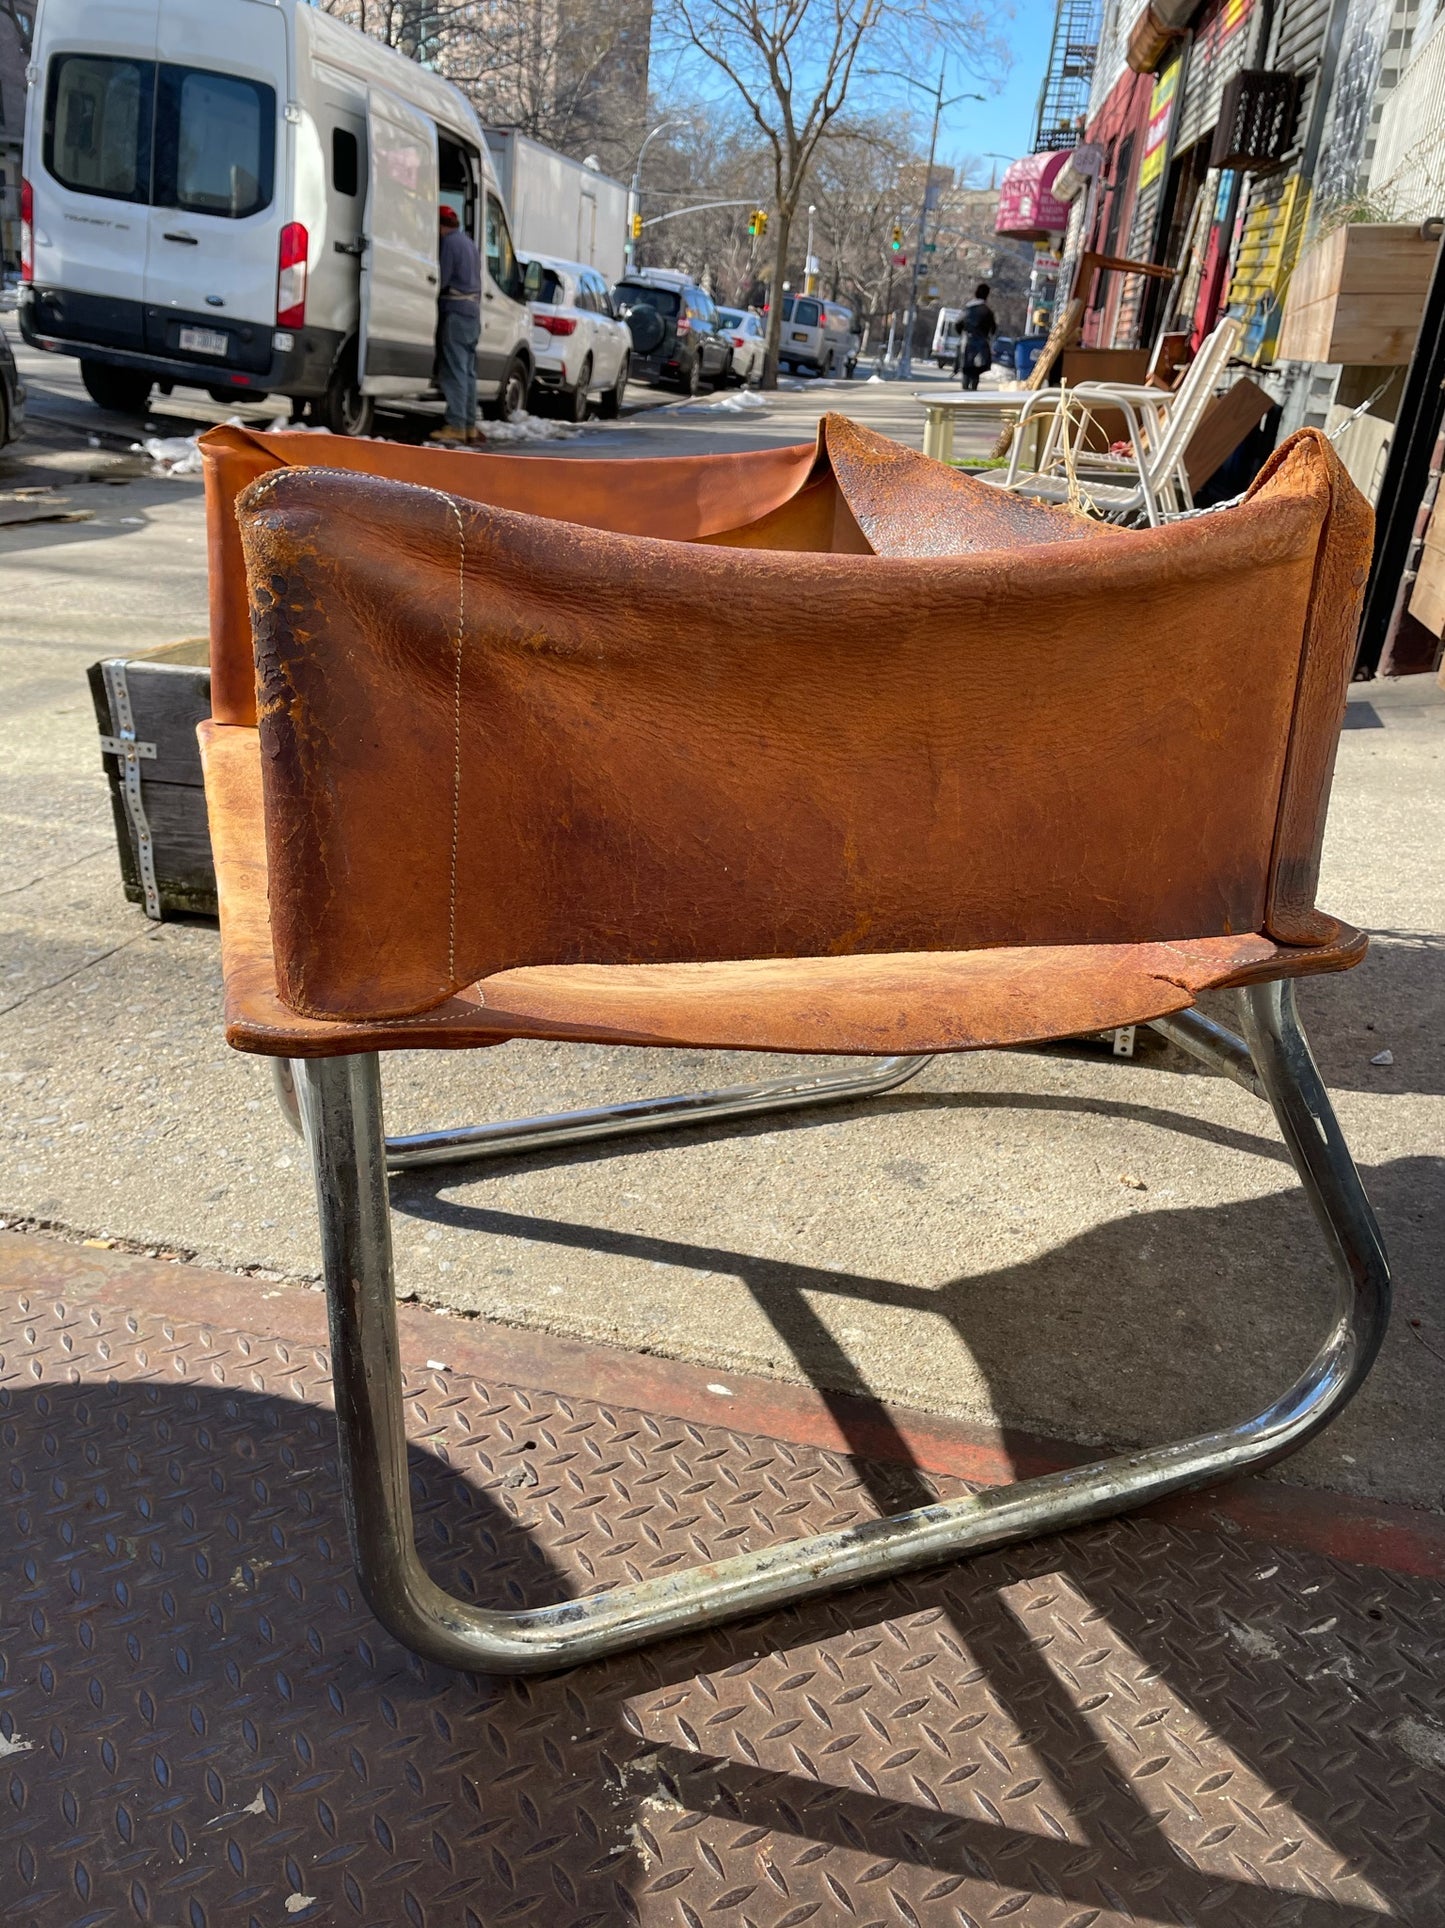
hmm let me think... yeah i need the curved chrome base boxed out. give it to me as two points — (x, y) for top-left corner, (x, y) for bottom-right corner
(274, 1053), (934, 1170)
(296, 982), (1389, 1675)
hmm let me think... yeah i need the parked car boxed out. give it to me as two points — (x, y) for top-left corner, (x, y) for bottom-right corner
(21, 0), (535, 434)
(775, 295), (856, 376)
(0, 327), (26, 445)
(612, 270), (732, 394)
(715, 306), (765, 384)
(991, 335), (1016, 376)
(522, 252), (631, 420)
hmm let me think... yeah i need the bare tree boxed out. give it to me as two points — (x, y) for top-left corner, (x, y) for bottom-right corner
(658, 0), (999, 384)
(323, 0), (649, 177)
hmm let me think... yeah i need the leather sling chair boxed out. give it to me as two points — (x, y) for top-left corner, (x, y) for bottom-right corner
(198, 414), (1388, 1676)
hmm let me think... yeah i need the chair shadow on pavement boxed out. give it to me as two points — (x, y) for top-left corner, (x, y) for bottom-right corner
(385, 1075), (1443, 1922)
(3, 1298), (1440, 1925)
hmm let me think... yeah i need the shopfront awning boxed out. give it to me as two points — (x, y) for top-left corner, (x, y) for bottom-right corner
(995, 150), (1073, 240)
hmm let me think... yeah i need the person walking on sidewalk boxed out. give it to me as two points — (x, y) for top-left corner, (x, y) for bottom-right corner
(431, 204), (481, 444)
(954, 283), (997, 392)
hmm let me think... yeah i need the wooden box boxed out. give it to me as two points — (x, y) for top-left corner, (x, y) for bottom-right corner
(87, 637), (217, 920)
(1277, 223), (1437, 365)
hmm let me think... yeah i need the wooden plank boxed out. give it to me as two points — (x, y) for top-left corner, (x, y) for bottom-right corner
(1184, 377), (1275, 491)
(121, 661), (212, 786)
(1409, 527), (1445, 638)
(88, 641), (217, 919)
(1277, 291), (1422, 365)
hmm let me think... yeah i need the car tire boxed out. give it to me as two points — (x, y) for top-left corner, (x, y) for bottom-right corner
(564, 355), (592, 424)
(80, 361), (153, 416)
(314, 354), (374, 437)
(717, 350), (734, 390)
(598, 360), (628, 419)
(485, 355), (529, 422)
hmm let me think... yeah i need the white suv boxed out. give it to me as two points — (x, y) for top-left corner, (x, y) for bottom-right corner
(522, 254), (632, 421)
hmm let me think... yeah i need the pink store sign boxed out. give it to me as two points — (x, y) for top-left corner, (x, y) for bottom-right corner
(996, 150), (1073, 239)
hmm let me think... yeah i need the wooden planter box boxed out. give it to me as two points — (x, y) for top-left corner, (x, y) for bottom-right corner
(1278, 223), (1437, 366)
(87, 637), (217, 920)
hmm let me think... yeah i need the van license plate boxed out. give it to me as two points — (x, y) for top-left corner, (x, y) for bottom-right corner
(179, 327), (229, 357)
(791, 331), (807, 341)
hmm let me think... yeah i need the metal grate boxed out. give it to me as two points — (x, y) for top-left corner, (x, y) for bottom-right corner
(2, 1272), (1444, 1925)
(1211, 69), (1303, 170)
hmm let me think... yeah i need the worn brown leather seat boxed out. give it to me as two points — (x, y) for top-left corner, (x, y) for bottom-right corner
(201, 416), (1368, 1059)
(195, 415), (1389, 1676)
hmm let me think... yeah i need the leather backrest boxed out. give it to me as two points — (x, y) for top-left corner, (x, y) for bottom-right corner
(201, 415), (1112, 728)
(234, 426), (1370, 1023)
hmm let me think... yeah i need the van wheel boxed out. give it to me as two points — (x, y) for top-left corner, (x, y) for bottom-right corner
(81, 361), (152, 415)
(486, 356), (529, 422)
(316, 358), (374, 437)
(599, 360), (627, 419)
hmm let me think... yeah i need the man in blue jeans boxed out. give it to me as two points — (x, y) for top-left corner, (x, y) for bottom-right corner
(432, 204), (481, 444)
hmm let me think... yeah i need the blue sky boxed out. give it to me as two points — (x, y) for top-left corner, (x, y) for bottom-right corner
(657, 0), (1059, 186)
(939, 0), (1058, 181)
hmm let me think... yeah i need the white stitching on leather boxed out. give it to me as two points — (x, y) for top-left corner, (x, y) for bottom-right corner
(417, 488), (467, 983)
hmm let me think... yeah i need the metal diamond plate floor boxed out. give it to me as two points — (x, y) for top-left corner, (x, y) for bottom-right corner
(1, 1243), (1443, 1928)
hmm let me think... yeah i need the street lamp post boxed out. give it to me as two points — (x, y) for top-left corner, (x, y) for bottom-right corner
(626, 120), (685, 271)
(804, 204), (818, 294)
(899, 73), (985, 381)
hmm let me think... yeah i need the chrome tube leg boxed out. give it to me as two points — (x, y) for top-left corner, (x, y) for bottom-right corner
(272, 1057), (303, 1138)
(383, 1054), (934, 1171)
(298, 984), (1388, 1677)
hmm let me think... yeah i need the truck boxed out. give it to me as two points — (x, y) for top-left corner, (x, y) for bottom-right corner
(483, 129), (627, 287)
(21, 0), (537, 433)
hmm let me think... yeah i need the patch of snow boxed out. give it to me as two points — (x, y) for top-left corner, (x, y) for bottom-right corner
(478, 410), (586, 444)
(1225, 1619), (1283, 1660)
(1392, 1715), (1445, 1768)
(284, 1896), (317, 1916)
(0, 1730), (33, 1758)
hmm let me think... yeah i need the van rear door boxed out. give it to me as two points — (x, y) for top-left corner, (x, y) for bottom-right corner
(32, 3), (160, 353)
(359, 88), (439, 395)
(141, 1), (287, 381)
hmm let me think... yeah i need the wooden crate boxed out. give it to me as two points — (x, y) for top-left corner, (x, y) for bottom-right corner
(1277, 223), (1438, 365)
(87, 637), (216, 920)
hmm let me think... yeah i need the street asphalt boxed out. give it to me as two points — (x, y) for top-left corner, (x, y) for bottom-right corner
(3, 316), (1443, 1517)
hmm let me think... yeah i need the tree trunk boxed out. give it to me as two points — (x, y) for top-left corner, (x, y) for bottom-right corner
(760, 204), (794, 390)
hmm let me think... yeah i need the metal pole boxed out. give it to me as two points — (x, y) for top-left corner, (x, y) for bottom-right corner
(805, 203), (817, 294)
(625, 120), (681, 272)
(899, 67), (944, 382)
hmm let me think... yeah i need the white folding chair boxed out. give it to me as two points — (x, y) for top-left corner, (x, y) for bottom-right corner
(983, 318), (1245, 525)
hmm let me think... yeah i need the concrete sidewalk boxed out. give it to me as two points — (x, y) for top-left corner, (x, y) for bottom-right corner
(3, 332), (1443, 1527)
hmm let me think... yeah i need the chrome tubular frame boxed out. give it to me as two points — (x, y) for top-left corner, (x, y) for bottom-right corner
(294, 980), (1389, 1674)
(274, 1053), (935, 1170)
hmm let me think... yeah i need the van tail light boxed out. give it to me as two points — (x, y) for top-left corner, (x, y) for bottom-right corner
(19, 178), (33, 283)
(534, 314), (576, 335)
(276, 222), (308, 328)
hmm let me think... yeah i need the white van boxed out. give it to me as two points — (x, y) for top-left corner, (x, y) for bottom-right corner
(775, 294), (856, 377)
(20, 0), (534, 433)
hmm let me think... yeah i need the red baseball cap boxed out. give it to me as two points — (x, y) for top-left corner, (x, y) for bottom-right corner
(439, 205), (459, 227)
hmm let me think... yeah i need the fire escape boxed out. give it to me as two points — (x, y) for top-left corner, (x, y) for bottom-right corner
(1033, 0), (1101, 151)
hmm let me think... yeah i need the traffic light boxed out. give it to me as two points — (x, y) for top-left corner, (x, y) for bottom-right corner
(748, 208), (768, 238)
(891, 224), (904, 251)
(630, 213), (643, 239)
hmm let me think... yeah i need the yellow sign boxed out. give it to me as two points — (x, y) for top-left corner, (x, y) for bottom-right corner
(1139, 59), (1180, 190)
